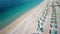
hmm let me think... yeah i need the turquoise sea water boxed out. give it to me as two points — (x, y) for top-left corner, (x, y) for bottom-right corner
(0, 0), (43, 29)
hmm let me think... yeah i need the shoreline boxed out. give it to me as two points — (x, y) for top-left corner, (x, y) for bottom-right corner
(0, 0), (43, 30)
(0, 0), (50, 34)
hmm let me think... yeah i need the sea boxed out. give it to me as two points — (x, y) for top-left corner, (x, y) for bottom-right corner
(0, 0), (43, 30)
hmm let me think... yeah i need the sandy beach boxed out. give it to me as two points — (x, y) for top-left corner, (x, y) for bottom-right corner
(1, 0), (60, 34)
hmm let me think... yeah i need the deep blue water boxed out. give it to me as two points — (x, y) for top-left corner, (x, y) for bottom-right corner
(0, 0), (43, 30)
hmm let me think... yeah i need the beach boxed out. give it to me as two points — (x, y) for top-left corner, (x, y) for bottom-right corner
(1, 0), (60, 34)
